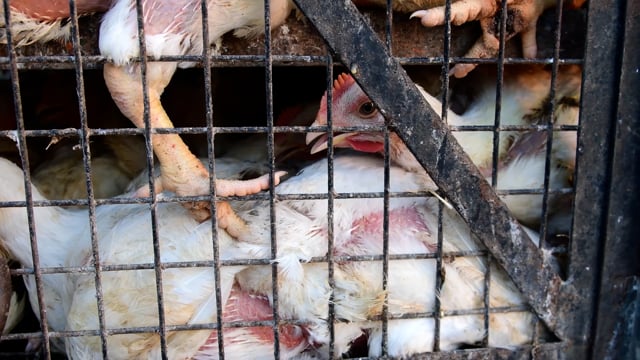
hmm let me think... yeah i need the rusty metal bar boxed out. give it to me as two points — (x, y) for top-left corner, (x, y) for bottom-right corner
(0, 123), (581, 139)
(263, 1), (283, 358)
(1, 1), (53, 357)
(538, 0), (566, 247)
(323, 57), (338, 358)
(67, 0), (109, 356)
(130, 0), (169, 358)
(0, 55), (585, 70)
(591, 0), (640, 358)
(199, 0), (227, 358)
(432, 0), (453, 348)
(557, 0), (625, 358)
(293, 0), (565, 339)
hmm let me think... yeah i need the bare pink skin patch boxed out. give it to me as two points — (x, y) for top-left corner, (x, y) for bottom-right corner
(200, 284), (311, 352)
(336, 207), (435, 256)
(10, 0), (112, 21)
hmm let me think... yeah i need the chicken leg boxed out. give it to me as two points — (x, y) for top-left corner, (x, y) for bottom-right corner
(98, 0), (294, 233)
(104, 62), (283, 231)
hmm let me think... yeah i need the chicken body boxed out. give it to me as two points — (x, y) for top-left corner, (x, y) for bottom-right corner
(0, 151), (537, 357)
(238, 153), (439, 355)
(0, 0), (112, 46)
(230, 153), (536, 356)
(0, 156), (316, 358)
(306, 68), (580, 233)
(71, 152), (536, 356)
(31, 136), (147, 201)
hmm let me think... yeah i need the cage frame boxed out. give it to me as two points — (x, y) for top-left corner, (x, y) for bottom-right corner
(0, 0), (636, 359)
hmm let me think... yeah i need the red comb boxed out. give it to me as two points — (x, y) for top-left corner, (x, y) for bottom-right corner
(317, 73), (356, 123)
(332, 73), (355, 100)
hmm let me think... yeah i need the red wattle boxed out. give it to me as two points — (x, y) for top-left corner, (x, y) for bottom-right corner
(347, 140), (384, 153)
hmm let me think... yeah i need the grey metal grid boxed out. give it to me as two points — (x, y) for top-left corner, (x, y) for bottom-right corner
(0, 0), (634, 359)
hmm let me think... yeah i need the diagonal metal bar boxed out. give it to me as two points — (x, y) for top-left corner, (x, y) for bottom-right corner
(293, 0), (565, 339)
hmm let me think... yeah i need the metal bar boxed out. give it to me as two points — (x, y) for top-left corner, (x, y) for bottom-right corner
(482, 0), (510, 346)
(0, 55), (585, 70)
(263, 1), (282, 357)
(8, 248), (489, 277)
(131, 0), (168, 357)
(490, 0), (508, 190)
(558, 1), (624, 358)
(324, 57), (337, 358)
(1, 1), (52, 357)
(293, 0), (565, 339)
(591, 0), (640, 357)
(380, 120), (391, 355)
(67, 0), (109, 356)
(433, 1), (453, 348)
(433, 202), (444, 351)
(0, 123), (580, 139)
(539, 0), (566, 246)
(199, 1), (226, 358)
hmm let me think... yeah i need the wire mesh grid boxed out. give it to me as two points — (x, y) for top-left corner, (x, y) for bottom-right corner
(0, 0), (611, 359)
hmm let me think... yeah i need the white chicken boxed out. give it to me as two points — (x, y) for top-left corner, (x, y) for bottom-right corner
(226, 153), (538, 356)
(31, 136), (147, 202)
(0, 151), (538, 358)
(306, 67), (580, 234)
(0, 156), (316, 358)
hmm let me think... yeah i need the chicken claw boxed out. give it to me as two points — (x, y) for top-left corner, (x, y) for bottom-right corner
(134, 169), (287, 232)
(410, 0), (499, 27)
(180, 171), (288, 227)
(410, 0), (548, 78)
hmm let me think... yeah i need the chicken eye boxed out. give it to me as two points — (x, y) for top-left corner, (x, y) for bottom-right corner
(358, 102), (377, 117)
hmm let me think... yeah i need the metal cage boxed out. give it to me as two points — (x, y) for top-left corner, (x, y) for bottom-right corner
(0, 0), (637, 359)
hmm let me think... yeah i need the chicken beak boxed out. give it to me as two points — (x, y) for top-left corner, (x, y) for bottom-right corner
(307, 132), (354, 154)
(306, 131), (323, 146)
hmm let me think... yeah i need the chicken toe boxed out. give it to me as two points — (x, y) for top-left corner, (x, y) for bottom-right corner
(134, 163), (286, 225)
(411, 0), (550, 78)
(216, 201), (249, 239)
(410, 0), (498, 27)
(212, 172), (287, 237)
(181, 171), (287, 226)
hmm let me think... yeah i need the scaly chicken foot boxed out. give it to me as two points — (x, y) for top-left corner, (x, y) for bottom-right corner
(411, 0), (548, 78)
(134, 165), (286, 225)
(104, 63), (285, 236)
